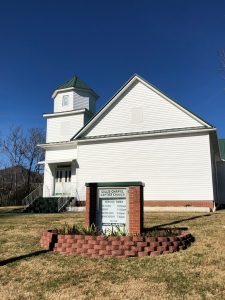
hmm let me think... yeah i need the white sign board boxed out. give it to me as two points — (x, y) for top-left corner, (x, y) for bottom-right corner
(98, 188), (128, 233)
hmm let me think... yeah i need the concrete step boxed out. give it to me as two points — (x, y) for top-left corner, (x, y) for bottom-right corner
(65, 206), (85, 212)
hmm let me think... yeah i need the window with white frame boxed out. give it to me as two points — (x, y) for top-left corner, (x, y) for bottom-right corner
(62, 95), (69, 106)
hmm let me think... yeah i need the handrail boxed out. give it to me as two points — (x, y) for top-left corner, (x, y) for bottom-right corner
(58, 196), (71, 212)
(22, 184), (43, 207)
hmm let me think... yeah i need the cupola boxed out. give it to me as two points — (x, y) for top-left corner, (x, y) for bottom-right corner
(52, 75), (99, 114)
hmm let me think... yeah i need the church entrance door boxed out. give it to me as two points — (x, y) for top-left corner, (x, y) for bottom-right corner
(54, 165), (72, 196)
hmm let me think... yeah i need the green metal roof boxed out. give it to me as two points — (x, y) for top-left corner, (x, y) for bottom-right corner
(55, 75), (98, 97)
(219, 139), (225, 160)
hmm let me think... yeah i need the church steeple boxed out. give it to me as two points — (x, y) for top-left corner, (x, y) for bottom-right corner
(52, 75), (99, 114)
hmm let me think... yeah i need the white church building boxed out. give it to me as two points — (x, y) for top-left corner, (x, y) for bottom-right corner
(39, 74), (225, 212)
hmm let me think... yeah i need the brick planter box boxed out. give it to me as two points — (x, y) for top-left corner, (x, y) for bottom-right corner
(40, 230), (58, 250)
(40, 230), (194, 258)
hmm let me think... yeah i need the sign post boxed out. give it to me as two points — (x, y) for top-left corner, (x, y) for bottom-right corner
(85, 182), (144, 235)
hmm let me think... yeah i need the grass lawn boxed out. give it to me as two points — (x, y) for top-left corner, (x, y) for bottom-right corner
(0, 209), (225, 300)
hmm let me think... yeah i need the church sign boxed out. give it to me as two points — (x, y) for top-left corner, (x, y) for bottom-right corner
(85, 182), (144, 235)
(98, 188), (128, 233)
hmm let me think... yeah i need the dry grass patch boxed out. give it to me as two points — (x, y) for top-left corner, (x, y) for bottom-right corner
(0, 208), (225, 299)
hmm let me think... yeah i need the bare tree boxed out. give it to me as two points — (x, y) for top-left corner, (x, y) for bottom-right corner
(0, 127), (25, 200)
(23, 128), (45, 193)
(0, 126), (25, 166)
(0, 126), (45, 203)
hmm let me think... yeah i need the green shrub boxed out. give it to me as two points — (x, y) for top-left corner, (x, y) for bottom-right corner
(105, 225), (128, 236)
(57, 223), (101, 236)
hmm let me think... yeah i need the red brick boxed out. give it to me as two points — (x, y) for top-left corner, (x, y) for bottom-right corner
(120, 245), (131, 251)
(131, 246), (144, 252)
(108, 236), (120, 241)
(111, 241), (121, 246)
(136, 242), (147, 247)
(172, 241), (180, 247)
(120, 236), (132, 242)
(158, 237), (169, 242)
(149, 242), (160, 248)
(76, 248), (85, 254)
(145, 237), (157, 243)
(112, 250), (124, 256)
(133, 236), (144, 242)
(88, 239), (99, 245)
(169, 237), (178, 242)
(85, 235), (95, 241)
(162, 242), (172, 247)
(169, 246), (176, 253)
(87, 248), (99, 255)
(99, 250), (111, 256)
(96, 236), (106, 241)
(157, 246), (168, 252)
(94, 244), (102, 250)
(138, 252), (149, 257)
(124, 250), (137, 257)
(99, 240), (108, 246)
(66, 248), (75, 253)
(75, 235), (85, 240)
(144, 246), (156, 252)
(124, 241), (135, 246)
(83, 244), (92, 250)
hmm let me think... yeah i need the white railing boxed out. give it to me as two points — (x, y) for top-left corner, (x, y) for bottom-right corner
(58, 196), (71, 212)
(22, 184), (43, 207)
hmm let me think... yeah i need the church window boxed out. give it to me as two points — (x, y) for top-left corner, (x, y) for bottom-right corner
(62, 95), (69, 106)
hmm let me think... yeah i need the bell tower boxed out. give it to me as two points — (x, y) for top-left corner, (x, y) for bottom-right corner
(52, 75), (99, 114)
(44, 75), (99, 143)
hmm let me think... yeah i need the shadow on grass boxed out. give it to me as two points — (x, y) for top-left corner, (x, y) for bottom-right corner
(0, 207), (25, 214)
(0, 249), (49, 266)
(146, 213), (211, 231)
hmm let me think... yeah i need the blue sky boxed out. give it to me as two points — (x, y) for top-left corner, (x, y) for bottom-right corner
(0, 0), (224, 137)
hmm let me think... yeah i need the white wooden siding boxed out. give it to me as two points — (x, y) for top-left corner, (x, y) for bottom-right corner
(85, 81), (202, 137)
(46, 114), (84, 143)
(43, 163), (54, 197)
(76, 133), (214, 202)
(45, 147), (77, 161)
(54, 90), (96, 114)
(73, 91), (96, 114)
(54, 91), (74, 112)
